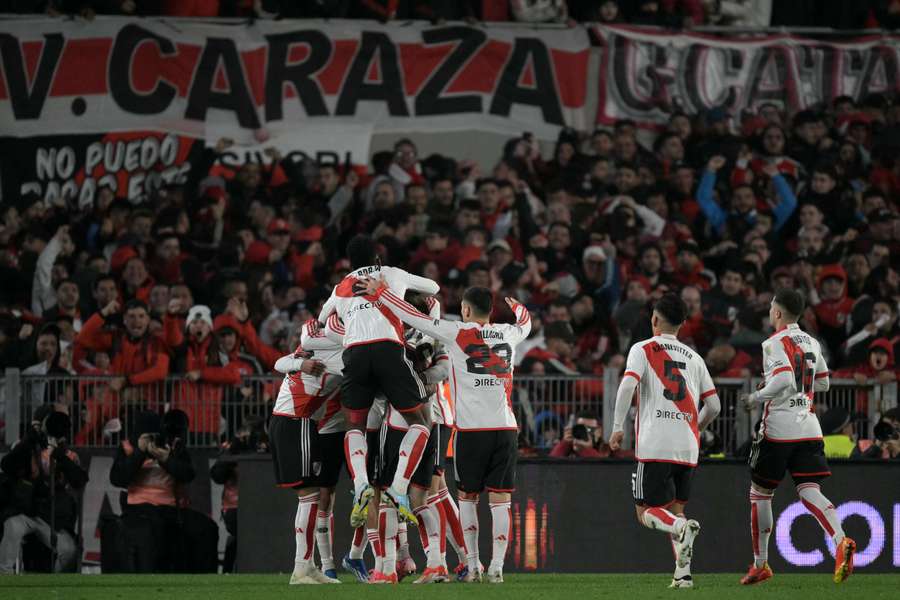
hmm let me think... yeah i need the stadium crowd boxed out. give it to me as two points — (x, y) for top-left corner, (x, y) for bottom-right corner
(0, 88), (899, 458)
(6, 0), (900, 29)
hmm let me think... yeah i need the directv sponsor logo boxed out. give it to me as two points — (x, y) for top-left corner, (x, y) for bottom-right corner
(655, 409), (693, 422)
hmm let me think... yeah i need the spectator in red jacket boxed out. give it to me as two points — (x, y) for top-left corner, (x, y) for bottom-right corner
(706, 344), (753, 379)
(670, 240), (709, 291)
(74, 299), (170, 444)
(172, 305), (242, 437)
(244, 218), (292, 266)
(678, 285), (712, 355)
(120, 257), (154, 305)
(521, 321), (579, 375)
(550, 411), (633, 459)
(813, 263), (855, 355)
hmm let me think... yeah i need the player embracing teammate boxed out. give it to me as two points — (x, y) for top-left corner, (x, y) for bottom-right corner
(739, 289), (856, 585)
(319, 235), (440, 525)
(356, 275), (531, 583)
(610, 293), (721, 589)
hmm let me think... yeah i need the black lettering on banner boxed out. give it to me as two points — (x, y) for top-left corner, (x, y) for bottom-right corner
(464, 342), (511, 376)
(682, 45), (741, 113)
(858, 46), (899, 99)
(663, 360), (687, 402)
(335, 31), (409, 117)
(746, 46), (796, 109)
(415, 26), (486, 116)
(0, 33), (63, 119)
(186, 38), (262, 129)
(792, 352), (816, 395)
(608, 33), (656, 113)
(264, 30), (330, 120)
(490, 38), (564, 125)
(109, 24), (177, 115)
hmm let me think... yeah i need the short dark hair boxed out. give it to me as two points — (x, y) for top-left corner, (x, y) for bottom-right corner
(462, 286), (493, 317)
(773, 287), (805, 318)
(575, 410), (600, 423)
(458, 199), (481, 213)
(93, 274), (116, 291)
(653, 293), (686, 326)
(346, 234), (378, 269)
(124, 299), (149, 314)
(54, 277), (77, 291)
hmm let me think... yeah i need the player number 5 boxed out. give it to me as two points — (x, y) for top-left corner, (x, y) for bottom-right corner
(663, 360), (687, 402)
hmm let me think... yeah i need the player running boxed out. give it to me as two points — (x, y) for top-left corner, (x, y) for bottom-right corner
(355, 278), (531, 583)
(609, 293), (721, 589)
(319, 234), (440, 526)
(269, 327), (340, 585)
(739, 289), (856, 585)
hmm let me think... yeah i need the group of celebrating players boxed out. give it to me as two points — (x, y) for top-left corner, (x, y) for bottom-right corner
(266, 233), (857, 587)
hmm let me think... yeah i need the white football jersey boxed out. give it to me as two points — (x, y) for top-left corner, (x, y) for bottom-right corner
(759, 323), (829, 442)
(377, 288), (531, 431)
(623, 334), (717, 466)
(272, 320), (343, 420)
(297, 320), (346, 434)
(317, 265), (439, 348)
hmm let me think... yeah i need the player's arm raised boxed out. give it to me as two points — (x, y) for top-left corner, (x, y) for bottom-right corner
(610, 345), (645, 450)
(504, 297), (532, 343)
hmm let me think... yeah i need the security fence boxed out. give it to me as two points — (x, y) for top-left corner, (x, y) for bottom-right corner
(1, 369), (897, 452)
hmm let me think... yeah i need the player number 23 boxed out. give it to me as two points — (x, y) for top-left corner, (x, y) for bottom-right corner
(464, 343), (512, 376)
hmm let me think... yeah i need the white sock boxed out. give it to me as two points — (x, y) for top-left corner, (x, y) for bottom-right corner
(294, 495), (318, 569)
(641, 507), (685, 535)
(750, 487), (774, 568)
(397, 521), (410, 561)
(381, 505), (399, 575)
(315, 509), (334, 571)
(797, 483), (844, 545)
(489, 500), (511, 572)
(459, 497), (480, 573)
(344, 429), (370, 495)
(415, 504), (443, 568)
(349, 526), (368, 560)
(389, 424), (430, 496)
(367, 526), (382, 572)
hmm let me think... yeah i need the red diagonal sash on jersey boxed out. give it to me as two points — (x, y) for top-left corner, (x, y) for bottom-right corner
(335, 276), (359, 297)
(780, 335), (815, 406)
(642, 343), (699, 445)
(455, 328), (514, 411)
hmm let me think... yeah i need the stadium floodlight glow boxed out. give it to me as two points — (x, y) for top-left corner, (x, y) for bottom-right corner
(822, 502), (884, 567)
(777, 501), (892, 568)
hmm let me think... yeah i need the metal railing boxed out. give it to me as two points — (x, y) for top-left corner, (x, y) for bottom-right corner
(1, 370), (897, 451)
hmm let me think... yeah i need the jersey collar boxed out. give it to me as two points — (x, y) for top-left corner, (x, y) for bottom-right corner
(659, 333), (677, 340)
(768, 322), (800, 340)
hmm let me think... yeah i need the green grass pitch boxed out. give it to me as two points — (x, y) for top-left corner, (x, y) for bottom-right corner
(1, 573), (899, 600)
